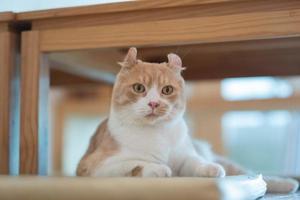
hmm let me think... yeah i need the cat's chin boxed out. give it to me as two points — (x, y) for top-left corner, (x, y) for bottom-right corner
(145, 113), (159, 118)
(141, 114), (174, 126)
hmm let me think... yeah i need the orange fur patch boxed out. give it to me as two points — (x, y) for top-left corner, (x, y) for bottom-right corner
(76, 119), (119, 176)
(128, 166), (144, 177)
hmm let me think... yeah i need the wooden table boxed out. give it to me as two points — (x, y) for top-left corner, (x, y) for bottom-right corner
(0, 175), (267, 200)
(0, 12), (18, 175)
(15, 0), (300, 175)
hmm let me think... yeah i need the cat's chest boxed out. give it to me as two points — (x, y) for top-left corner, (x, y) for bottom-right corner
(109, 121), (187, 162)
(114, 126), (176, 149)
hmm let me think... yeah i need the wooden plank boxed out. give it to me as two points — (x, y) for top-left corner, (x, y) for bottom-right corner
(0, 12), (15, 22)
(40, 7), (300, 51)
(46, 37), (300, 82)
(48, 50), (120, 84)
(0, 32), (16, 174)
(139, 38), (300, 80)
(0, 175), (266, 200)
(20, 31), (49, 174)
(17, 0), (241, 21)
(50, 69), (103, 86)
(0, 23), (10, 32)
(31, 0), (300, 30)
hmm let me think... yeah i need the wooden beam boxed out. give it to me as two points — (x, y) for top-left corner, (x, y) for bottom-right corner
(16, 0), (241, 21)
(0, 32), (17, 174)
(39, 6), (300, 51)
(20, 31), (49, 174)
(139, 38), (300, 80)
(0, 12), (15, 22)
(48, 49), (120, 84)
(0, 176), (266, 200)
(50, 69), (103, 86)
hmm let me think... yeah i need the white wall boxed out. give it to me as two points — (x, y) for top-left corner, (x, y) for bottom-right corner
(0, 0), (128, 12)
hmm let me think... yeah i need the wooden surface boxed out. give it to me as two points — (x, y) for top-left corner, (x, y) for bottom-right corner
(0, 175), (266, 200)
(0, 32), (16, 174)
(39, 6), (300, 51)
(20, 31), (39, 174)
(48, 49), (120, 84)
(29, 0), (300, 31)
(17, 0), (241, 21)
(50, 69), (103, 86)
(139, 38), (300, 79)
(0, 12), (15, 22)
(47, 36), (300, 84)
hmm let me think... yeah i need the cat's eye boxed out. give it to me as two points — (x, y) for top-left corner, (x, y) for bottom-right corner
(162, 85), (174, 95)
(132, 83), (146, 93)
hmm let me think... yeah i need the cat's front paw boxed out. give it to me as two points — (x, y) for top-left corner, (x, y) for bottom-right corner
(194, 163), (226, 178)
(141, 164), (172, 177)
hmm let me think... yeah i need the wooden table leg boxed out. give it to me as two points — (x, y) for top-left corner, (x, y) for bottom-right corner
(0, 31), (18, 175)
(20, 31), (49, 175)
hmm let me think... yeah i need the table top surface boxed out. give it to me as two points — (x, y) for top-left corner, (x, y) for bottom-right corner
(15, 0), (241, 21)
(0, 12), (15, 22)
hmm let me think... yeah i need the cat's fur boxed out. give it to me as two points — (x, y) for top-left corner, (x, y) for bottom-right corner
(77, 47), (299, 193)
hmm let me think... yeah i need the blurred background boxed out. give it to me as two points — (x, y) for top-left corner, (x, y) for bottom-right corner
(44, 47), (300, 177)
(2, 0), (299, 178)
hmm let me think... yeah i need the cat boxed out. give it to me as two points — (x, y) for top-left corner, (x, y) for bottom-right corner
(77, 47), (299, 193)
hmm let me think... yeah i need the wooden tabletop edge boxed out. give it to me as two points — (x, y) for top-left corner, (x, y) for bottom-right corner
(16, 0), (241, 21)
(0, 12), (16, 22)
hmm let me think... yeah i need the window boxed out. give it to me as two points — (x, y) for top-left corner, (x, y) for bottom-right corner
(62, 115), (103, 176)
(221, 77), (293, 101)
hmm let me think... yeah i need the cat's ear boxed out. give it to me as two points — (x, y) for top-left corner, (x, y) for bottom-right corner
(118, 47), (138, 68)
(167, 53), (185, 74)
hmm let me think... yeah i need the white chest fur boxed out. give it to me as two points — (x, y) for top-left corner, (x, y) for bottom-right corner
(107, 115), (188, 164)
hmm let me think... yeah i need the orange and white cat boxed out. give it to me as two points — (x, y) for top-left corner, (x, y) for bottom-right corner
(77, 47), (298, 193)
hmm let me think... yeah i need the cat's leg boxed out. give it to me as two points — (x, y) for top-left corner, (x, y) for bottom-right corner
(175, 154), (226, 177)
(171, 137), (225, 177)
(92, 160), (172, 177)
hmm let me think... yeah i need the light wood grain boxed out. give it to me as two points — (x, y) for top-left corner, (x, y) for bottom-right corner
(0, 23), (10, 32)
(20, 31), (49, 174)
(0, 175), (267, 200)
(0, 32), (16, 174)
(0, 12), (15, 22)
(17, 0), (240, 21)
(50, 69), (103, 86)
(31, 0), (300, 30)
(139, 38), (300, 80)
(48, 49), (120, 84)
(20, 31), (40, 174)
(0, 176), (220, 200)
(40, 7), (300, 51)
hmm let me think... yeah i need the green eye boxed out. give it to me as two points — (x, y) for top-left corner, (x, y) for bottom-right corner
(133, 83), (145, 93)
(162, 85), (174, 95)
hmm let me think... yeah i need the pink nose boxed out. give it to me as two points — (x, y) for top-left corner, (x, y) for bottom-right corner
(148, 101), (159, 109)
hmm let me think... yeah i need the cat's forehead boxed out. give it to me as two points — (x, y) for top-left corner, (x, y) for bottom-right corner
(127, 61), (182, 86)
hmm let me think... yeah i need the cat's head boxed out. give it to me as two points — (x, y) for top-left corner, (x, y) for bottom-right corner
(111, 47), (186, 126)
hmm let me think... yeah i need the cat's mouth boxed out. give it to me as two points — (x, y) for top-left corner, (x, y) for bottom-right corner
(145, 110), (162, 118)
(145, 113), (158, 118)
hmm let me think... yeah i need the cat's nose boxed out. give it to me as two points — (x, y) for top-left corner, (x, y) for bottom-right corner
(148, 101), (160, 109)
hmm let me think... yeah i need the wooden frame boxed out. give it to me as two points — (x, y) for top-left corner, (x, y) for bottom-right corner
(16, 0), (300, 174)
(20, 31), (49, 175)
(0, 12), (18, 175)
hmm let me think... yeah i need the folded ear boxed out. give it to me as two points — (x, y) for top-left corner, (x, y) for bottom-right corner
(167, 53), (185, 74)
(118, 47), (138, 68)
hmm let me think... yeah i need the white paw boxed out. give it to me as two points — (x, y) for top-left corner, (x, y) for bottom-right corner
(194, 163), (226, 178)
(142, 164), (172, 177)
